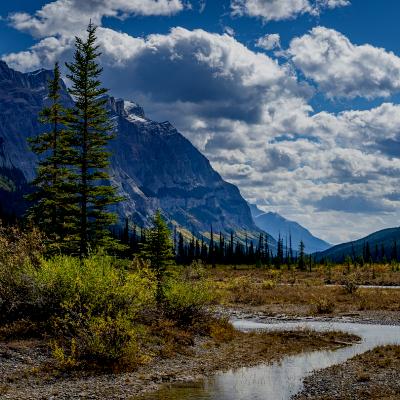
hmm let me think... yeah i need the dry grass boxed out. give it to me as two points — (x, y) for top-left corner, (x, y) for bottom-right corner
(209, 268), (400, 313)
(209, 263), (400, 286)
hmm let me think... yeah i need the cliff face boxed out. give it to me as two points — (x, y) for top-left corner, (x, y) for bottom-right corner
(107, 97), (258, 235)
(0, 61), (266, 241)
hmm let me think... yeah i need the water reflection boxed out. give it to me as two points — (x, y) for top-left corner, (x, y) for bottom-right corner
(135, 321), (400, 400)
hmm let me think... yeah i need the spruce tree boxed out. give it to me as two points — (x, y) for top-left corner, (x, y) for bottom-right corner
(27, 62), (74, 252)
(177, 232), (185, 264)
(209, 225), (216, 268)
(141, 210), (174, 302)
(65, 22), (121, 257)
(298, 240), (306, 270)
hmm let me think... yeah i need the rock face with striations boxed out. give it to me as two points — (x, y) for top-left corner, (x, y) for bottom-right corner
(0, 61), (265, 240)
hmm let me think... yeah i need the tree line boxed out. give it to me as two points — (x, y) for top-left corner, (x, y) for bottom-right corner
(116, 221), (311, 269)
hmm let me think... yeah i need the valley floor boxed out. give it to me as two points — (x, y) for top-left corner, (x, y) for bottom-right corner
(0, 328), (356, 400)
(3, 265), (400, 400)
(211, 265), (400, 317)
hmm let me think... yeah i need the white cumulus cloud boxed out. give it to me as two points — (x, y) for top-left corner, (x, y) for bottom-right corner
(231, 0), (349, 22)
(8, 0), (185, 38)
(287, 26), (400, 99)
(256, 33), (281, 50)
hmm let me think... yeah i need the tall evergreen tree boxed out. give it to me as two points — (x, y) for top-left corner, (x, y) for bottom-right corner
(65, 22), (122, 257)
(27, 62), (73, 251)
(298, 240), (306, 270)
(288, 233), (293, 265)
(392, 240), (398, 262)
(276, 233), (284, 267)
(219, 232), (225, 263)
(209, 225), (216, 268)
(365, 241), (372, 263)
(374, 244), (379, 263)
(177, 232), (185, 264)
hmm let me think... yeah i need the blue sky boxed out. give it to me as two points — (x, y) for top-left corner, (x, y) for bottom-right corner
(2, 0), (400, 244)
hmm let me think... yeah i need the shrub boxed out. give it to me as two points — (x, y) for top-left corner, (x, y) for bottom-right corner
(226, 276), (265, 305)
(182, 260), (207, 281)
(0, 247), (158, 368)
(228, 276), (252, 291)
(43, 254), (157, 367)
(163, 277), (214, 326)
(0, 227), (45, 322)
(262, 279), (276, 290)
(312, 296), (335, 314)
(208, 317), (236, 343)
(342, 276), (359, 294)
(51, 312), (148, 368)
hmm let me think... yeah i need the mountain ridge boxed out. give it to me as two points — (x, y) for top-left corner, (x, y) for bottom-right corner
(316, 227), (400, 262)
(249, 204), (331, 252)
(0, 61), (273, 245)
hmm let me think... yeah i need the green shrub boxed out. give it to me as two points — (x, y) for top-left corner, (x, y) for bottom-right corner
(52, 312), (148, 368)
(0, 247), (158, 368)
(0, 227), (44, 322)
(41, 254), (157, 367)
(163, 277), (214, 326)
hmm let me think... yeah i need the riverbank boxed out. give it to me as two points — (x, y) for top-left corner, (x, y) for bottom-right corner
(226, 306), (400, 325)
(294, 345), (400, 399)
(0, 328), (357, 400)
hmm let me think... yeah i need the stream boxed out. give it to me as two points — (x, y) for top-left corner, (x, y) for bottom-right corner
(138, 319), (400, 400)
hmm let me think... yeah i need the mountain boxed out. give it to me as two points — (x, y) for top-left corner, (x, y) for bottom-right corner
(316, 227), (400, 262)
(0, 62), (72, 217)
(249, 204), (331, 252)
(0, 60), (271, 243)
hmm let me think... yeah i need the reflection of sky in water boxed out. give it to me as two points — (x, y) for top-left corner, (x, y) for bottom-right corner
(135, 321), (400, 400)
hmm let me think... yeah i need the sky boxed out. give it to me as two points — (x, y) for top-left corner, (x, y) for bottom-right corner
(2, 0), (400, 244)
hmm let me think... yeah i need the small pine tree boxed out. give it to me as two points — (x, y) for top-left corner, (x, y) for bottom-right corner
(27, 62), (73, 252)
(177, 232), (185, 264)
(298, 240), (306, 270)
(276, 233), (284, 267)
(365, 242), (372, 264)
(65, 22), (122, 257)
(141, 210), (173, 302)
(209, 225), (216, 268)
(392, 240), (398, 262)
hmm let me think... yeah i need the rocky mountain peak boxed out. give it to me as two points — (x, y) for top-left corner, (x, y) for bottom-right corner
(107, 97), (146, 120)
(0, 62), (54, 91)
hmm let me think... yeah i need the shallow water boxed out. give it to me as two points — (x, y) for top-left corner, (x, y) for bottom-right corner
(137, 320), (400, 400)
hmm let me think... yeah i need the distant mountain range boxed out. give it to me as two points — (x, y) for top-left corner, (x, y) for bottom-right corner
(0, 60), (274, 245)
(316, 227), (400, 262)
(249, 204), (332, 252)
